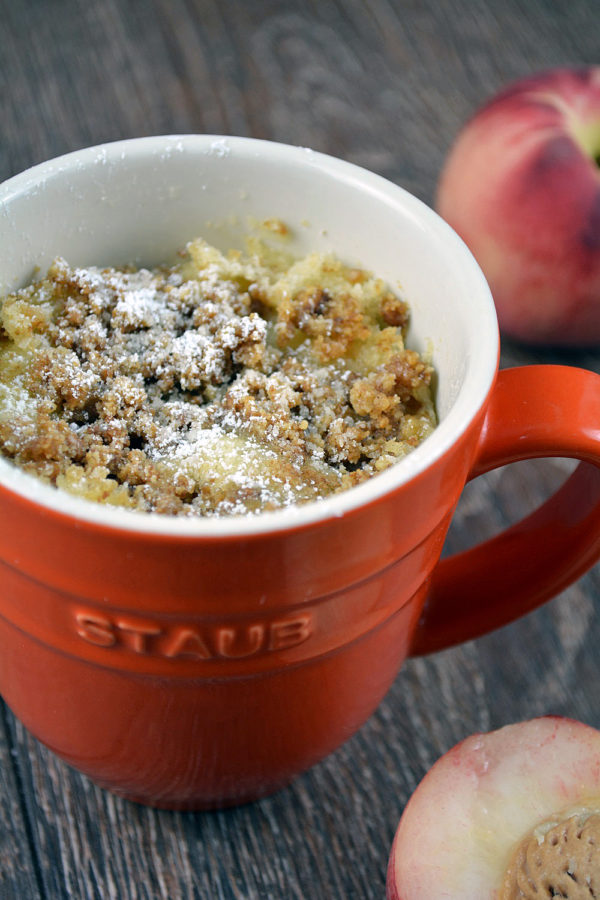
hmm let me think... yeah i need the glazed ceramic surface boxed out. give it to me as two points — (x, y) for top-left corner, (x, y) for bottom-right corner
(1, 136), (599, 808)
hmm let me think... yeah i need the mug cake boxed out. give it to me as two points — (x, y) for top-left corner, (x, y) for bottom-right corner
(0, 223), (436, 517)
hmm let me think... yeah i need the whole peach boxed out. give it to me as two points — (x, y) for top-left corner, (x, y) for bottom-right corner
(437, 67), (600, 345)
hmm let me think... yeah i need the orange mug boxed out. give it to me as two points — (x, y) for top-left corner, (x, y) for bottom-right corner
(1, 136), (600, 809)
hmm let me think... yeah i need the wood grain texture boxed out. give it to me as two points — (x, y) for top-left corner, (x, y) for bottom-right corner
(1, 0), (600, 897)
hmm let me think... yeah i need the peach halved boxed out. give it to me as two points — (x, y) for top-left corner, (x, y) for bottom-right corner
(387, 717), (600, 898)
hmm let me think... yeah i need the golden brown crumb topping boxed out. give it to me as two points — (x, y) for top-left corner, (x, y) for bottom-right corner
(0, 234), (436, 517)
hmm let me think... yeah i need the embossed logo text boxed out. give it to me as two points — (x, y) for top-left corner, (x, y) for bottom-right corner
(73, 610), (313, 659)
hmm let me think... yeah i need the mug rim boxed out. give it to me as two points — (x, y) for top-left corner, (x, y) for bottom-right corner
(0, 135), (499, 537)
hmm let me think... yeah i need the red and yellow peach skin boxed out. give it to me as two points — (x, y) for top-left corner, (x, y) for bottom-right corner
(437, 67), (600, 345)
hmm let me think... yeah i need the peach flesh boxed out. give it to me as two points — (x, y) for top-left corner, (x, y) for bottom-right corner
(386, 717), (600, 899)
(436, 67), (600, 345)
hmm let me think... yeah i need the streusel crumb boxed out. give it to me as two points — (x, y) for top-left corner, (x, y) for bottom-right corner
(0, 234), (436, 516)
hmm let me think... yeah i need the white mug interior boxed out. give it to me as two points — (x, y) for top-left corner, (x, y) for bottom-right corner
(0, 135), (498, 534)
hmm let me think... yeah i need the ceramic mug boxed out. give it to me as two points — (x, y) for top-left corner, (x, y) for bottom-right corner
(1, 136), (600, 809)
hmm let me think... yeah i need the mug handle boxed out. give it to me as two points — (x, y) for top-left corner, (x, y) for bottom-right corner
(411, 365), (600, 656)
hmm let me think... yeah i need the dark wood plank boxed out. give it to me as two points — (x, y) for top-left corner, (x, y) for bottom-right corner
(0, 707), (42, 899)
(1, 0), (600, 897)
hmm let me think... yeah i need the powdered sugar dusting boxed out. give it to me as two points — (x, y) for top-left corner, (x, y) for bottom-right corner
(0, 234), (436, 517)
(209, 138), (230, 158)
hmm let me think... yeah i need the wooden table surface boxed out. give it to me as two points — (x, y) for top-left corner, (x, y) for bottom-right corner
(1, 1), (599, 897)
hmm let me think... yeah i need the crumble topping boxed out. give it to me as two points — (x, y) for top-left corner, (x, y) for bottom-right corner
(0, 232), (436, 516)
